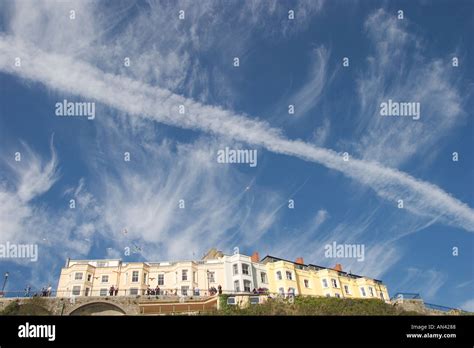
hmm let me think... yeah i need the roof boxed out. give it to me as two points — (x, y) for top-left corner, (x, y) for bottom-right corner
(261, 255), (383, 283)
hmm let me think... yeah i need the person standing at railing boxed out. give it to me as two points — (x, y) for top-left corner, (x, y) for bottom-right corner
(24, 285), (31, 297)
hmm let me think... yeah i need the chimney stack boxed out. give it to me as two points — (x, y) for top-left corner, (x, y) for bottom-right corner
(334, 263), (343, 272)
(295, 257), (304, 265)
(251, 252), (260, 263)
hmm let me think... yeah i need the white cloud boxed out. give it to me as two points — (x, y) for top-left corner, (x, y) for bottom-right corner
(0, 35), (472, 233)
(312, 118), (330, 146)
(459, 299), (474, 312)
(396, 268), (447, 300)
(289, 46), (329, 117)
(353, 9), (465, 167)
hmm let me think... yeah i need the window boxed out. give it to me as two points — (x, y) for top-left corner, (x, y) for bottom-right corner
(234, 280), (240, 292)
(85, 288), (90, 296)
(249, 297), (259, 305)
(101, 275), (109, 283)
(100, 288), (107, 296)
(227, 297), (236, 305)
(97, 261), (107, 267)
(344, 285), (351, 295)
(360, 287), (366, 297)
(325, 293), (331, 297)
(322, 279), (328, 288)
(129, 288), (139, 295)
(181, 286), (189, 296)
(288, 287), (295, 296)
(304, 279), (309, 288)
(331, 279), (338, 288)
(335, 293), (341, 298)
(74, 272), (83, 280)
(87, 274), (92, 282)
(233, 264), (239, 275)
(207, 271), (215, 283)
(143, 273), (147, 284)
(260, 272), (268, 283)
(276, 271), (282, 280)
(182, 270), (188, 281)
(158, 274), (164, 286)
(279, 287), (285, 295)
(380, 292), (385, 300)
(243, 280), (252, 292)
(131, 271), (139, 283)
(242, 264), (250, 275)
(72, 286), (81, 296)
(368, 286), (374, 297)
(286, 271), (293, 280)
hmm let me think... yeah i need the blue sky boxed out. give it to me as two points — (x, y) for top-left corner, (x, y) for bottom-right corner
(0, 0), (473, 310)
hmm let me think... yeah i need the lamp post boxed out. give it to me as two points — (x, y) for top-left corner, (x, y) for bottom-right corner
(1, 272), (9, 297)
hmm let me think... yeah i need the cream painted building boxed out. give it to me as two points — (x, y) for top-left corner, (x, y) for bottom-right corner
(56, 249), (389, 302)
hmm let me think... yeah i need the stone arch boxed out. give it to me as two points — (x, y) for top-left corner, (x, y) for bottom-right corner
(68, 301), (127, 316)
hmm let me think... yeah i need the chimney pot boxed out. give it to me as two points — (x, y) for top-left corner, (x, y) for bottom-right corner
(295, 257), (304, 265)
(334, 263), (343, 272)
(251, 252), (260, 263)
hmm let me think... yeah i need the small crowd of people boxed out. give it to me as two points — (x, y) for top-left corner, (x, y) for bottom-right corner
(208, 285), (222, 296)
(24, 284), (53, 297)
(108, 286), (119, 296)
(252, 287), (269, 295)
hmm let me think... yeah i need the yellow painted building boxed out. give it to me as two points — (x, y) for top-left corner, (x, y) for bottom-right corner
(262, 256), (390, 301)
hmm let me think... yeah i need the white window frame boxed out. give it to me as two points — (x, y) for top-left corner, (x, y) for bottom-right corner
(101, 275), (109, 283)
(322, 279), (328, 288)
(72, 286), (81, 296)
(368, 286), (374, 297)
(208, 271), (215, 283)
(331, 279), (338, 288)
(234, 280), (240, 292)
(276, 271), (282, 280)
(242, 263), (250, 275)
(243, 280), (252, 292)
(286, 271), (293, 280)
(131, 271), (139, 283)
(360, 287), (366, 297)
(304, 279), (309, 288)
(99, 288), (107, 296)
(158, 274), (164, 286)
(233, 264), (239, 275)
(344, 285), (351, 295)
(260, 272), (268, 284)
(182, 270), (188, 281)
(74, 272), (83, 280)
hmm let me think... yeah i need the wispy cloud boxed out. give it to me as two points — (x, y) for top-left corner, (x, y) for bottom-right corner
(0, 34), (473, 233)
(286, 46), (329, 118)
(353, 9), (465, 167)
(396, 268), (447, 300)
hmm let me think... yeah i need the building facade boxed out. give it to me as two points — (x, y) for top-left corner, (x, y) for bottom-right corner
(56, 249), (389, 302)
